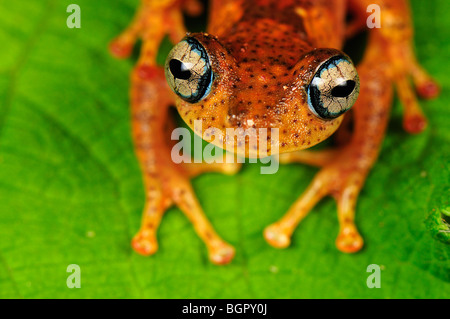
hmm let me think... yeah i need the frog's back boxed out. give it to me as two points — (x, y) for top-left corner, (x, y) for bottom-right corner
(208, 0), (347, 67)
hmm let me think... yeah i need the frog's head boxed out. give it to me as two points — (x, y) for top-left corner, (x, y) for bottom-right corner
(165, 33), (359, 157)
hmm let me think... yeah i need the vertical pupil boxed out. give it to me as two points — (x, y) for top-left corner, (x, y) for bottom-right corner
(169, 59), (191, 80)
(331, 80), (356, 98)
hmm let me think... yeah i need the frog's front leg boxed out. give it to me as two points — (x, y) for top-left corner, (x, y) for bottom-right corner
(111, 1), (236, 264)
(130, 66), (236, 264)
(265, 60), (392, 253)
(266, 0), (440, 253)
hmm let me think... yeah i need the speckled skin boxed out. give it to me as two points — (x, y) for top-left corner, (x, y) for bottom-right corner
(110, 0), (439, 264)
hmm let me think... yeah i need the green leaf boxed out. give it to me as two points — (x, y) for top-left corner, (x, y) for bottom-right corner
(0, 0), (448, 298)
(426, 207), (450, 244)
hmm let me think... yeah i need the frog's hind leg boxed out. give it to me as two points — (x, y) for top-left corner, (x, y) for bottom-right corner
(265, 58), (393, 253)
(109, 0), (202, 59)
(109, 2), (148, 59)
(346, 0), (439, 134)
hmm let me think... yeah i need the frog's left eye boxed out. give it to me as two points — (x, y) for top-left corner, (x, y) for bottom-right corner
(307, 56), (360, 120)
(165, 37), (213, 103)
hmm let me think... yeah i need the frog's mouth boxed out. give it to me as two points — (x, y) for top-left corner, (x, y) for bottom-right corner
(176, 96), (344, 159)
(188, 117), (281, 159)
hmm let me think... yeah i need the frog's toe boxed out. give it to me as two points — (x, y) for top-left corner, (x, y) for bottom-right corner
(411, 64), (440, 99)
(264, 224), (291, 248)
(395, 75), (428, 134)
(404, 114), (427, 134)
(208, 242), (235, 265)
(109, 39), (133, 59)
(132, 231), (158, 256)
(335, 226), (364, 253)
(416, 79), (440, 100)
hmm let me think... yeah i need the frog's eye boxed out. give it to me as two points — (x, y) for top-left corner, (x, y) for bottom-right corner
(307, 56), (360, 120)
(165, 37), (213, 103)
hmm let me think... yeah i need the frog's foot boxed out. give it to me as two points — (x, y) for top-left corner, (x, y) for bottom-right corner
(167, 176), (236, 264)
(395, 70), (439, 134)
(131, 171), (236, 264)
(109, 0), (203, 59)
(182, 0), (204, 17)
(132, 232), (158, 256)
(264, 160), (365, 253)
(389, 47), (440, 134)
(132, 192), (172, 256)
(134, 225), (235, 265)
(109, 2), (149, 59)
(207, 239), (236, 265)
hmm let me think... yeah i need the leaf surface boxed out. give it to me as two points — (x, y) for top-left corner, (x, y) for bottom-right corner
(0, 0), (448, 298)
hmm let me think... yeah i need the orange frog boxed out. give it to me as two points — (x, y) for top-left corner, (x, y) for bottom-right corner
(110, 0), (439, 264)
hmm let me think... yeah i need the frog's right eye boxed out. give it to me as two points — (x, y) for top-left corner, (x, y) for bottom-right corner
(165, 37), (213, 103)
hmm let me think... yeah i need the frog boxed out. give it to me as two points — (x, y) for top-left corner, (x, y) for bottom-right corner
(110, 0), (439, 265)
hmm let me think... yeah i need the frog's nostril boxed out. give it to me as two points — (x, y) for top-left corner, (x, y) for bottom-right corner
(331, 80), (356, 98)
